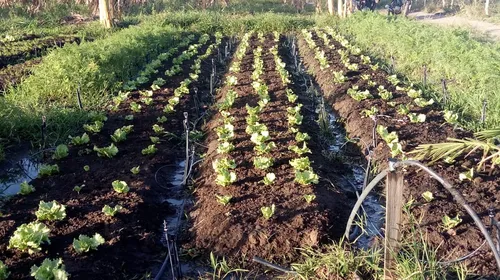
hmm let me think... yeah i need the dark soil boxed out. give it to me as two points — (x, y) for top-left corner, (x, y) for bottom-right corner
(297, 30), (500, 277)
(187, 34), (353, 269)
(0, 37), (225, 279)
(0, 58), (41, 91)
(0, 36), (85, 69)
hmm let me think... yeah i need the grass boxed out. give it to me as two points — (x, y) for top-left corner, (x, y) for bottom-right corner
(337, 12), (500, 130)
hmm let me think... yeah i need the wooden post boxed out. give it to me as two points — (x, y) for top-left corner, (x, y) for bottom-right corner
(384, 169), (404, 279)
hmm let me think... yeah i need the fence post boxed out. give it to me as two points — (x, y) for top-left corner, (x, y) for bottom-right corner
(384, 163), (404, 279)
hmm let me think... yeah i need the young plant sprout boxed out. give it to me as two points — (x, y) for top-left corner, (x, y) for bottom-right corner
(94, 144), (119, 158)
(295, 170), (319, 185)
(35, 200), (66, 221)
(73, 184), (85, 194)
(217, 141), (235, 154)
(19, 181), (35, 195)
(361, 106), (379, 118)
(397, 104), (410, 115)
(84, 165), (90, 171)
(30, 258), (69, 280)
(51, 144), (68, 160)
(289, 142), (312, 156)
(443, 110), (459, 125)
(215, 169), (237, 187)
(142, 144), (157, 155)
(125, 115), (134, 121)
(215, 195), (232, 206)
(73, 233), (105, 253)
(442, 214), (462, 230)
(102, 205), (123, 217)
(253, 156), (274, 170)
(112, 180), (129, 194)
(157, 116), (167, 123)
(130, 166), (140, 175)
(459, 168), (474, 181)
(152, 124), (165, 134)
(261, 204), (276, 220)
(304, 194), (316, 204)
(286, 89), (298, 103)
(290, 157), (312, 171)
(414, 98), (434, 107)
(130, 102), (142, 113)
(377, 86), (393, 101)
(262, 173), (276, 186)
(150, 136), (161, 144)
(38, 164), (60, 177)
(347, 86), (373, 101)
(69, 133), (90, 146)
(408, 113), (426, 123)
(421, 191), (434, 203)
(83, 121), (104, 134)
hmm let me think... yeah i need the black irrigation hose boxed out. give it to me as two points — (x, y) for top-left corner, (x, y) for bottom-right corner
(252, 257), (297, 275)
(344, 160), (500, 272)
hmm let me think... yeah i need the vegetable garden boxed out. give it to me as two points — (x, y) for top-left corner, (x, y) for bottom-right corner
(1, 4), (500, 279)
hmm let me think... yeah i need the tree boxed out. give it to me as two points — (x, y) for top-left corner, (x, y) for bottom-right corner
(99, 0), (112, 28)
(328, 0), (334, 14)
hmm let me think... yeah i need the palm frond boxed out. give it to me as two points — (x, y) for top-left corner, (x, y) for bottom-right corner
(475, 128), (500, 141)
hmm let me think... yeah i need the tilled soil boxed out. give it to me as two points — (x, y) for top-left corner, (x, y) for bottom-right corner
(0, 38), (223, 279)
(187, 34), (353, 269)
(0, 58), (41, 91)
(298, 30), (500, 277)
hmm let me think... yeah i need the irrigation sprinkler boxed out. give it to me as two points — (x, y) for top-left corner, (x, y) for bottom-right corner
(193, 87), (200, 119)
(41, 116), (47, 148)
(481, 99), (488, 125)
(182, 112), (190, 186)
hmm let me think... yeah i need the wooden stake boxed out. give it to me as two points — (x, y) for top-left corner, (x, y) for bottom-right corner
(384, 169), (404, 279)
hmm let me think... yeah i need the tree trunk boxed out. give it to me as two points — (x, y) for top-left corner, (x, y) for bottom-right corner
(338, 0), (343, 17)
(327, 0), (334, 14)
(99, 0), (112, 28)
(485, 0), (490, 15)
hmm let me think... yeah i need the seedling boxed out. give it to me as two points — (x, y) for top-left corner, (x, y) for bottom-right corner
(347, 86), (372, 101)
(295, 170), (319, 185)
(142, 144), (157, 155)
(407, 88), (422, 98)
(152, 124), (165, 134)
(286, 89), (298, 103)
(459, 168), (474, 181)
(19, 181), (35, 195)
(376, 125), (398, 144)
(83, 121), (104, 134)
(130, 102), (142, 113)
(150, 136), (161, 144)
(397, 104), (410, 115)
(69, 133), (89, 146)
(226, 76), (238, 86)
(290, 157), (312, 171)
(35, 200), (66, 221)
(422, 191), (434, 202)
(253, 156), (273, 170)
(94, 144), (118, 158)
(262, 173), (276, 186)
(111, 128), (127, 143)
(0, 260), (9, 280)
(442, 214), (462, 230)
(388, 75), (400, 86)
(102, 205), (123, 217)
(38, 164), (59, 177)
(377, 86), (393, 101)
(408, 113), (426, 123)
(141, 97), (153, 106)
(304, 194), (316, 204)
(112, 180), (129, 194)
(157, 116), (167, 123)
(73, 184), (85, 194)
(289, 142), (312, 156)
(443, 110), (459, 125)
(295, 132), (310, 142)
(215, 169), (237, 187)
(73, 233), (105, 253)
(254, 142), (276, 155)
(216, 124), (235, 141)
(125, 115), (134, 121)
(130, 166), (140, 174)
(30, 258), (69, 280)
(261, 204), (276, 220)
(213, 158), (236, 172)
(361, 106), (379, 118)
(389, 142), (404, 157)
(215, 195), (232, 206)
(83, 165), (90, 171)
(8, 222), (50, 254)
(414, 98), (434, 107)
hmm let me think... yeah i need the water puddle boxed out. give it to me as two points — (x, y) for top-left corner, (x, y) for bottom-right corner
(0, 148), (41, 197)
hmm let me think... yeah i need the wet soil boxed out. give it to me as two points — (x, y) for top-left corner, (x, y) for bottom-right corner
(297, 30), (500, 277)
(0, 38), (224, 279)
(187, 34), (353, 270)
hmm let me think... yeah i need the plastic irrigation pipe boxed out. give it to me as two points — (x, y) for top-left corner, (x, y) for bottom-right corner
(344, 160), (500, 272)
(252, 257), (297, 274)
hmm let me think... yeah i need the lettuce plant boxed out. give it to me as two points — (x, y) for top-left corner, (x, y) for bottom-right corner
(125, 115), (134, 121)
(73, 185), (84, 194)
(8, 222), (50, 254)
(253, 156), (273, 170)
(130, 102), (142, 113)
(130, 166), (140, 174)
(261, 204), (276, 220)
(217, 142), (235, 154)
(0, 260), (9, 280)
(212, 158), (236, 173)
(157, 116), (167, 123)
(443, 110), (459, 125)
(295, 170), (319, 185)
(290, 157), (312, 171)
(20, 181), (35, 195)
(94, 144), (118, 158)
(141, 144), (157, 155)
(102, 205), (123, 217)
(377, 86), (393, 101)
(286, 89), (298, 103)
(69, 133), (89, 146)
(304, 194), (316, 204)
(73, 233), (105, 253)
(216, 124), (235, 141)
(83, 121), (104, 134)
(289, 142), (312, 156)
(215, 195), (232, 206)
(376, 125), (399, 144)
(397, 104), (410, 115)
(51, 144), (68, 160)
(459, 168), (474, 181)
(30, 258), (69, 280)
(111, 128), (127, 143)
(262, 173), (276, 186)
(408, 113), (426, 123)
(38, 164), (59, 177)
(442, 214), (462, 230)
(421, 191), (434, 202)
(295, 132), (310, 142)
(414, 98), (434, 107)
(347, 86), (372, 101)
(35, 200), (67, 221)
(112, 180), (129, 194)
(215, 169), (237, 187)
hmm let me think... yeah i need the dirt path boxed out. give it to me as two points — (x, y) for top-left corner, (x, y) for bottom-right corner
(409, 11), (500, 41)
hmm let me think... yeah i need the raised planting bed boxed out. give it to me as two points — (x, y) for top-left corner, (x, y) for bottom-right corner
(0, 33), (227, 279)
(187, 32), (353, 268)
(0, 58), (41, 92)
(297, 27), (500, 277)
